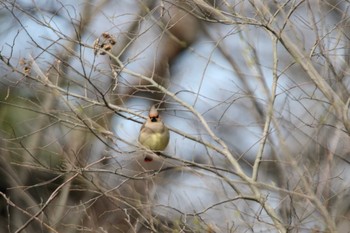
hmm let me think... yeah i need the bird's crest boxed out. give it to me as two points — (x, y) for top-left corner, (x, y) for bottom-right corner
(149, 105), (159, 118)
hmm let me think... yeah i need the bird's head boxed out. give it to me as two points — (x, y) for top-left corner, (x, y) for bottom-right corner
(148, 105), (160, 122)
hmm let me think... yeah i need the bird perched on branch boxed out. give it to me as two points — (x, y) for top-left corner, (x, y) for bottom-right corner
(138, 105), (170, 162)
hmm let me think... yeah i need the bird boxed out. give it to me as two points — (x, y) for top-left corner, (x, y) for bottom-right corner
(138, 105), (170, 162)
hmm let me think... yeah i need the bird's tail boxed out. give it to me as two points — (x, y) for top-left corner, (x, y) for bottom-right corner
(144, 155), (153, 162)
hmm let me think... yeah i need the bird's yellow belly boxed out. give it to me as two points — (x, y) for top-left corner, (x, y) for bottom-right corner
(142, 133), (168, 151)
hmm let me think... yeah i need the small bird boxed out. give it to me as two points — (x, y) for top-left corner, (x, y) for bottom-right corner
(138, 105), (170, 162)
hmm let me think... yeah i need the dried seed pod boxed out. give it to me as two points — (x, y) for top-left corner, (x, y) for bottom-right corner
(19, 58), (32, 76)
(93, 32), (117, 56)
(93, 38), (100, 55)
